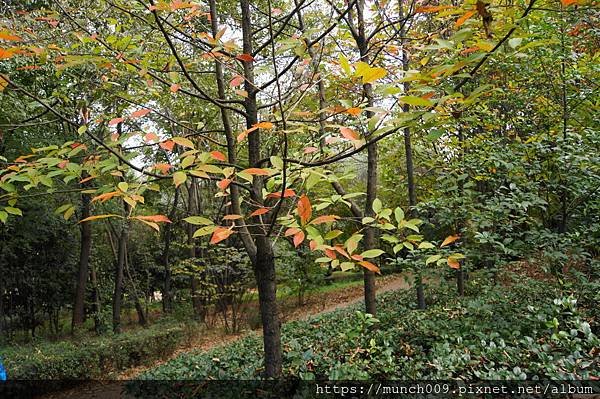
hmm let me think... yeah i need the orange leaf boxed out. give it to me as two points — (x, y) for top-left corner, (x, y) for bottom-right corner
(359, 260), (381, 274)
(297, 194), (312, 225)
(0, 48), (14, 59)
(144, 132), (159, 142)
(455, 10), (476, 28)
(334, 245), (350, 259)
(254, 121), (274, 129)
(266, 189), (296, 199)
(79, 175), (96, 184)
(304, 146), (318, 154)
(561, 0), (579, 5)
(0, 32), (22, 41)
(448, 258), (461, 269)
(309, 240), (318, 251)
(154, 163), (172, 174)
(243, 168), (270, 175)
(293, 231), (305, 248)
(310, 215), (339, 225)
(229, 75), (244, 87)
(159, 140), (175, 151)
(210, 226), (234, 244)
(340, 127), (360, 141)
(415, 5), (453, 13)
(236, 53), (254, 62)
(441, 234), (460, 247)
(134, 215), (172, 223)
(345, 107), (362, 116)
(351, 254), (364, 261)
(324, 248), (337, 260)
(210, 151), (226, 162)
(131, 108), (151, 118)
(170, 83), (181, 93)
(108, 117), (124, 126)
(285, 227), (301, 237)
(79, 214), (120, 223)
(218, 178), (232, 190)
(110, 132), (120, 141)
(57, 160), (69, 169)
(91, 191), (119, 203)
(250, 207), (270, 217)
(223, 214), (243, 220)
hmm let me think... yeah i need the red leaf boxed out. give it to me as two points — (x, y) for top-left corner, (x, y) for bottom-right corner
(340, 127), (360, 141)
(210, 226), (234, 244)
(303, 146), (318, 154)
(159, 140), (175, 151)
(359, 260), (381, 274)
(229, 75), (244, 87)
(325, 248), (337, 260)
(242, 168), (270, 175)
(267, 189), (296, 199)
(297, 194), (312, 225)
(218, 178), (231, 190)
(131, 108), (151, 118)
(57, 160), (69, 169)
(250, 207), (270, 217)
(309, 240), (318, 251)
(285, 227), (301, 237)
(108, 117), (124, 126)
(334, 245), (350, 259)
(210, 150), (227, 161)
(134, 215), (172, 223)
(154, 163), (172, 174)
(310, 215), (339, 225)
(144, 132), (159, 142)
(293, 231), (305, 248)
(236, 53), (254, 62)
(441, 234), (460, 248)
(170, 83), (181, 93)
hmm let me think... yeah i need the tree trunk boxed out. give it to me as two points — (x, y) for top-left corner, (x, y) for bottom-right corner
(187, 178), (204, 320)
(112, 211), (128, 334)
(72, 189), (92, 332)
(161, 188), (179, 313)
(254, 237), (282, 377)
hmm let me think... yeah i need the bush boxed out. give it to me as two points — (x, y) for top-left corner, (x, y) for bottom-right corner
(2, 322), (186, 380)
(141, 272), (599, 381)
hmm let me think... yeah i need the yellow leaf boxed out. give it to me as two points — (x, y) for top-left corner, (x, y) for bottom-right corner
(79, 214), (121, 223)
(441, 234), (460, 247)
(171, 136), (195, 149)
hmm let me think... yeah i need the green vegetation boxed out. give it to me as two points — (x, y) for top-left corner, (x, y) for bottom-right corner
(141, 270), (600, 380)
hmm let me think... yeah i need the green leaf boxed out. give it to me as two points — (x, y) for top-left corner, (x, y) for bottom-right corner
(184, 216), (213, 225)
(372, 198), (382, 214)
(118, 182), (128, 192)
(173, 171), (187, 188)
(5, 207), (22, 216)
(418, 242), (435, 249)
(340, 262), (355, 272)
(270, 155), (283, 169)
(361, 249), (385, 258)
(399, 96), (433, 107)
(339, 54), (351, 75)
(192, 225), (216, 238)
(394, 207), (405, 223)
(77, 125), (87, 135)
(426, 254), (442, 265)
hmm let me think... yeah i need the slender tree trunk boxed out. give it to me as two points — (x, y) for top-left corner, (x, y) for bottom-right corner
(72, 189), (92, 332)
(90, 260), (101, 334)
(161, 188), (179, 313)
(355, 0), (378, 316)
(112, 205), (129, 334)
(239, 0), (282, 376)
(187, 178), (204, 320)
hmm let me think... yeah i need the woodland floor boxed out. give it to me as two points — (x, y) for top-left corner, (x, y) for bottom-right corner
(41, 273), (414, 399)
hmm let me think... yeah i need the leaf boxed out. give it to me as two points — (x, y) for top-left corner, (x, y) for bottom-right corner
(358, 260), (380, 274)
(154, 163), (172, 174)
(117, 182), (128, 192)
(173, 171), (187, 188)
(255, 121), (274, 129)
(218, 178), (231, 190)
(184, 216), (213, 225)
(210, 226), (235, 244)
(91, 191), (119, 203)
(340, 127), (360, 141)
(144, 132), (159, 142)
(560, 0), (579, 6)
(108, 117), (124, 126)
(133, 215), (172, 223)
(223, 214), (243, 220)
(0, 32), (22, 41)
(210, 151), (227, 161)
(399, 96), (433, 107)
(418, 242), (435, 249)
(448, 258), (461, 269)
(170, 83), (181, 93)
(361, 249), (385, 258)
(130, 108), (151, 118)
(4, 207), (22, 216)
(159, 140), (175, 151)
(242, 168), (270, 175)
(339, 54), (351, 75)
(171, 136), (195, 149)
(293, 231), (305, 248)
(455, 10), (476, 28)
(303, 146), (318, 154)
(79, 214), (120, 223)
(372, 198), (382, 214)
(297, 194), (312, 225)
(355, 62), (387, 84)
(229, 75), (244, 87)
(236, 53), (254, 62)
(192, 225), (216, 238)
(441, 234), (460, 247)
(346, 107), (362, 116)
(266, 189), (296, 199)
(309, 215), (339, 225)
(426, 254), (442, 265)
(250, 208), (270, 217)
(136, 219), (160, 232)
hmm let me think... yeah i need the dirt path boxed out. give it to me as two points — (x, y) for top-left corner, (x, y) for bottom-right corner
(40, 273), (413, 398)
